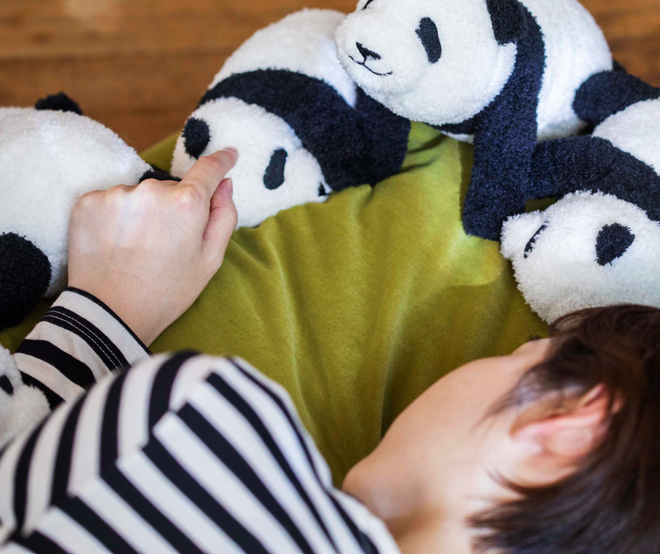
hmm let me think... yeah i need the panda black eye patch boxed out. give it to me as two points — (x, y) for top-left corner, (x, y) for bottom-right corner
(596, 223), (635, 266)
(264, 149), (288, 190)
(416, 18), (442, 64)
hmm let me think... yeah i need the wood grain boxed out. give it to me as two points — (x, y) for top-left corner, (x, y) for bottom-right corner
(0, 0), (658, 151)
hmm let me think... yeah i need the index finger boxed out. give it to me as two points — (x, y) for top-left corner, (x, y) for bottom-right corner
(179, 148), (238, 203)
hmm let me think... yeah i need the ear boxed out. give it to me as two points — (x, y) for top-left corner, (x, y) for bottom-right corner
(512, 386), (613, 465)
(485, 0), (528, 45)
(34, 92), (83, 115)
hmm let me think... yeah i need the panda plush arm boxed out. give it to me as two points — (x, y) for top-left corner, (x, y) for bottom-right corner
(452, 1), (546, 241)
(525, 134), (660, 222)
(574, 69), (660, 127)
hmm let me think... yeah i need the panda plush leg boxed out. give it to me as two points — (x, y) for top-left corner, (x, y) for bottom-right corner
(0, 233), (52, 330)
(574, 70), (660, 127)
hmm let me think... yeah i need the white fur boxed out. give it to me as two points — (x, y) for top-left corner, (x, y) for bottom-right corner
(521, 0), (612, 139)
(594, 98), (660, 174)
(172, 99), (329, 229)
(214, 9), (357, 107)
(335, 0), (612, 139)
(0, 347), (50, 449)
(0, 108), (150, 296)
(501, 192), (660, 323)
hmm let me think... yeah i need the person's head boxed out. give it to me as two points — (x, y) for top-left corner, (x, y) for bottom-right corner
(343, 304), (660, 553)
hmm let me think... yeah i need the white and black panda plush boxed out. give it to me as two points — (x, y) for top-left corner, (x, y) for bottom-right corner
(335, 0), (613, 240)
(501, 97), (660, 323)
(171, 9), (411, 229)
(0, 345), (49, 449)
(0, 93), (173, 331)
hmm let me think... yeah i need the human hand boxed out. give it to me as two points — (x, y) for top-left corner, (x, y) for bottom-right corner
(68, 149), (239, 345)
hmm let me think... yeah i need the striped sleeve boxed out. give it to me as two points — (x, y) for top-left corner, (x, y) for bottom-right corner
(0, 353), (401, 554)
(14, 288), (151, 410)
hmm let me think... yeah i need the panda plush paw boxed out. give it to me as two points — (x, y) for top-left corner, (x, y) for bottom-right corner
(172, 9), (410, 229)
(502, 98), (660, 322)
(0, 346), (50, 449)
(0, 95), (155, 331)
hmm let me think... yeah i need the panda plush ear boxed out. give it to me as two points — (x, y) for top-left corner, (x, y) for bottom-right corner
(34, 92), (83, 116)
(485, 0), (528, 45)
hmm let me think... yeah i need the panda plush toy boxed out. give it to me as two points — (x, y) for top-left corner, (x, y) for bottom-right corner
(0, 345), (49, 449)
(172, 9), (411, 229)
(0, 93), (171, 331)
(335, 0), (614, 240)
(501, 97), (660, 323)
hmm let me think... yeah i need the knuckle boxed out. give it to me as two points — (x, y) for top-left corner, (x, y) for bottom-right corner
(175, 185), (203, 210)
(74, 190), (99, 211)
(137, 179), (160, 194)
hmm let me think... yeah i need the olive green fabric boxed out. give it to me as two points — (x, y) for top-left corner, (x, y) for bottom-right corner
(0, 123), (547, 484)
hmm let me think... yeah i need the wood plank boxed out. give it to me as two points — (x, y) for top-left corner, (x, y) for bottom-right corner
(0, 0), (658, 151)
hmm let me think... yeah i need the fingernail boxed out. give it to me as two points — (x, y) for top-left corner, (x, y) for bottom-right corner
(227, 178), (233, 195)
(224, 147), (239, 158)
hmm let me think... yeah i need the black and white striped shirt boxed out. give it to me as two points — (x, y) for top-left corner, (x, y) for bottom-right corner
(0, 289), (400, 554)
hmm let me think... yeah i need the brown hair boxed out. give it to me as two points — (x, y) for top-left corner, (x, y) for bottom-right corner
(471, 304), (660, 554)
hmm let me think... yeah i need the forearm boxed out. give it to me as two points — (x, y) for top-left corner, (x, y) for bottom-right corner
(14, 288), (151, 411)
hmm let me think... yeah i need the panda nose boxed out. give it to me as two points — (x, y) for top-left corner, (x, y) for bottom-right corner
(356, 42), (381, 61)
(0, 233), (52, 330)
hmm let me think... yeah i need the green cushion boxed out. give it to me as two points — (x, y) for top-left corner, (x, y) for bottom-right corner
(0, 123), (547, 484)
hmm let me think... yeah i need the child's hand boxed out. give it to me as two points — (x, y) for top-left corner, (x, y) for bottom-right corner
(68, 149), (238, 345)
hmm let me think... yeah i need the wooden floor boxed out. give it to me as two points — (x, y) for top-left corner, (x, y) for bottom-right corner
(1, 0), (659, 151)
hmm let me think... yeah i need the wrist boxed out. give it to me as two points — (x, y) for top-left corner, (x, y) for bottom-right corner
(67, 282), (162, 346)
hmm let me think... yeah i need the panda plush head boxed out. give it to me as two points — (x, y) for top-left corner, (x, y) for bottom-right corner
(502, 192), (660, 323)
(0, 94), (154, 330)
(172, 98), (331, 229)
(334, 0), (524, 126)
(502, 98), (660, 323)
(172, 9), (410, 229)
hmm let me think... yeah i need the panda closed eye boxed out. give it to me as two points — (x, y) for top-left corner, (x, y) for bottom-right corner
(524, 221), (549, 259)
(362, 0), (375, 10)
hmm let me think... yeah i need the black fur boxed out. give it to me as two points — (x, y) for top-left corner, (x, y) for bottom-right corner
(575, 71), (660, 126)
(416, 18), (442, 64)
(264, 149), (288, 190)
(356, 42), (381, 61)
(0, 233), (52, 330)
(183, 117), (212, 160)
(485, 0), (528, 45)
(439, 5), (545, 240)
(0, 376), (13, 396)
(524, 222), (548, 259)
(526, 137), (660, 223)
(140, 166), (181, 183)
(596, 224), (635, 266)
(34, 92), (83, 116)
(199, 69), (410, 191)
